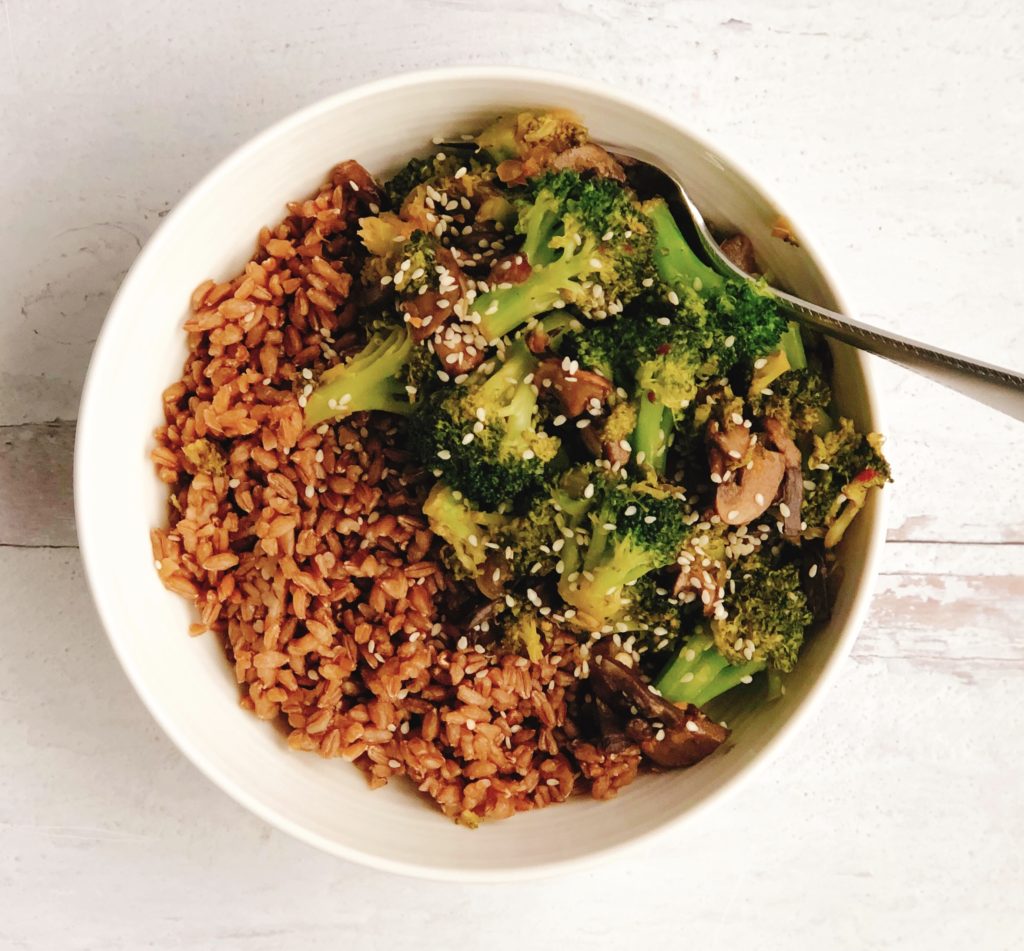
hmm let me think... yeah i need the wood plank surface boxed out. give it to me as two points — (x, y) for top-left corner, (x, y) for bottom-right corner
(1, 0), (1022, 948)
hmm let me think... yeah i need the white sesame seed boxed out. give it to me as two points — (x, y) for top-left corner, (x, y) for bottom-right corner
(809, 563), (818, 578)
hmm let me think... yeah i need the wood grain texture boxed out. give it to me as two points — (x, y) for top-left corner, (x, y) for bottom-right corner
(1, 0), (1022, 947)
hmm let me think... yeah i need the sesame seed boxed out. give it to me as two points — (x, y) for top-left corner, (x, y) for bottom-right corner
(809, 563), (818, 578)
(685, 721), (699, 733)
(779, 502), (791, 518)
(552, 414), (567, 427)
(576, 419), (591, 429)
(462, 433), (474, 445)
(667, 290), (680, 306)
(437, 449), (452, 460)
(740, 675), (754, 685)
(454, 166), (467, 179)
(727, 509), (739, 520)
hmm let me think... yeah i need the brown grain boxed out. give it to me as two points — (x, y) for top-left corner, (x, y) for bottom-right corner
(151, 159), (639, 824)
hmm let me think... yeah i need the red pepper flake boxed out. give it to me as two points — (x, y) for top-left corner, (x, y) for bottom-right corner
(854, 467), (877, 483)
(647, 390), (657, 403)
(656, 343), (671, 355)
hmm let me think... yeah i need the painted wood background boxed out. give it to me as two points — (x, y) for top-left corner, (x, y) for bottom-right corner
(1, 0), (1022, 948)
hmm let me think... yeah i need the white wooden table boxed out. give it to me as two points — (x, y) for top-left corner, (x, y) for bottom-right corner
(2, 1), (1022, 948)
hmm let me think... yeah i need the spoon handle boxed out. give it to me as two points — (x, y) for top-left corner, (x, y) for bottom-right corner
(673, 183), (1024, 422)
(768, 286), (1024, 422)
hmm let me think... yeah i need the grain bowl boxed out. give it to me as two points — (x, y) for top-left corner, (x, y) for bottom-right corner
(75, 67), (886, 880)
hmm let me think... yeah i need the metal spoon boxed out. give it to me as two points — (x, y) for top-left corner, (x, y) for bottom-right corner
(606, 143), (1024, 422)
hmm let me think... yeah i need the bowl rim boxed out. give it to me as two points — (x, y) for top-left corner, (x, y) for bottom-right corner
(74, 64), (888, 881)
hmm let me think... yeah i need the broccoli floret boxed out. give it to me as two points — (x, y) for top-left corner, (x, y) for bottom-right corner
(502, 608), (547, 662)
(645, 198), (787, 363)
(655, 550), (811, 706)
(749, 368), (833, 437)
(421, 482), (507, 581)
(474, 110), (587, 163)
(615, 574), (684, 648)
(409, 339), (560, 508)
(384, 156), (433, 209)
(492, 465), (599, 586)
(357, 224), (461, 333)
(473, 171), (654, 342)
(559, 481), (690, 631)
(304, 323), (416, 428)
(564, 297), (727, 474)
(803, 418), (891, 547)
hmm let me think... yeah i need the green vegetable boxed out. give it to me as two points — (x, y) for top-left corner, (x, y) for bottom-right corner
(646, 198), (788, 363)
(473, 171), (654, 341)
(749, 368), (834, 438)
(559, 481), (689, 631)
(304, 324), (416, 428)
(409, 339), (560, 508)
(421, 481), (507, 580)
(655, 550), (811, 705)
(803, 418), (891, 547)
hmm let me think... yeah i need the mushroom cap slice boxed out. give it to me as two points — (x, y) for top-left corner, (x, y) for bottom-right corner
(762, 418), (803, 538)
(533, 358), (613, 418)
(715, 444), (786, 525)
(588, 653), (730, 768)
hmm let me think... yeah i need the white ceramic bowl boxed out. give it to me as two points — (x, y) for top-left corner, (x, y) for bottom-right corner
(75, 67), (887, 880)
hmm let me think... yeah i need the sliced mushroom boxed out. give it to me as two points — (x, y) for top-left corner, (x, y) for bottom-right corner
(762, 418), (803, 538)
(548, 143), (627, 182)
(588, 653), (730, 768)
(718, 233), (758, 274)
(707, 415), (753, 481)
(488, 254), (533, 287)
(332, 159), (384, 208)
(715, 444), (786, 525)
(533, 358), (613, 418)
(432, 323), (487, 376)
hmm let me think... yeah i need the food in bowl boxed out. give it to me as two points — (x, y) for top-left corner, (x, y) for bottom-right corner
(150, 110), (889, 825)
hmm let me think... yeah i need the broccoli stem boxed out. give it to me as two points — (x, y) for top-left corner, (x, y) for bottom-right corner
(655, 629), (764, 706)
(304, 327), (413, 428)
(632, 397), (673, 474)
(648, 200), (724, 295)
(474, 245), (591, 342)
(779, 321), (807, 371)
